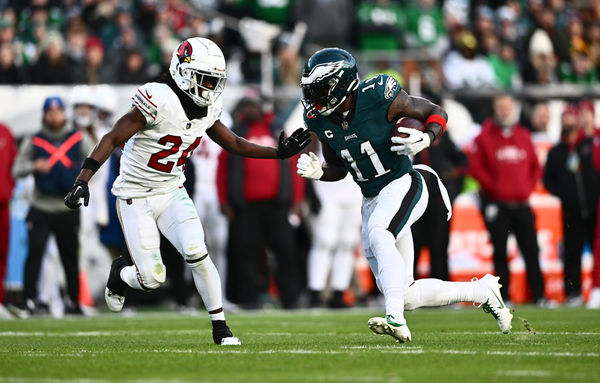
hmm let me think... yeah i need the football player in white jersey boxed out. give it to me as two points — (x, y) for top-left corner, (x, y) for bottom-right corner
(64, 37), (311, 345)
(307, 151), (362, 308)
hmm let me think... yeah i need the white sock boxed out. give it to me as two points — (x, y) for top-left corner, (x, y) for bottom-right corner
(404, 279), (487, 310)
(369, 227), (406, 324)
(120, 266), (143, 290)
(189, 255), (225, 319)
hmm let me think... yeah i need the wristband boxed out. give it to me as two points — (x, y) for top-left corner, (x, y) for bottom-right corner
(425, 114), (447, 134)
(82, 157), (100, 174)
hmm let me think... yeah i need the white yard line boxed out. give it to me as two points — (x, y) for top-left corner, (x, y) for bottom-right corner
(438, 331), (600, 336)
(8, 346), (599, 358)
(496, 370), (554, 377)
(0, 379), (215, 383)
(1, 329), (599, 337)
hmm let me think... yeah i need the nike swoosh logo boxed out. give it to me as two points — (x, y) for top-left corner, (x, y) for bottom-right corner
(491, 289), (505, 309)
(145, 90), (152, 99)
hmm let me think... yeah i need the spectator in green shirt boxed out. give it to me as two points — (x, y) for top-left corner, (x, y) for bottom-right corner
(404, 0), (445, 50)
(489, 41), (521, 90)
(559, 42), (599, 84)
(356, 0), (404, 51)
(235, 0), (294, 26)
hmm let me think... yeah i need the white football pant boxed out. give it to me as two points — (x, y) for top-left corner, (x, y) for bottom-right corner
(363, 167), (486, 325)
(116, 187), (223, 313)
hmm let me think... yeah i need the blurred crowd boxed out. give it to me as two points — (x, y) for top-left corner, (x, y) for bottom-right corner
(0, 0), (599, 90)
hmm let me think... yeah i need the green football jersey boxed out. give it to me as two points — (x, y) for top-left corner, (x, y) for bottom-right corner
(303, 74), (412, 198)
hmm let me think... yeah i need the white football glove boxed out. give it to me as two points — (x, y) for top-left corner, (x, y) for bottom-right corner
(296, 152), (323, 180)
(390, 128), (431, 156)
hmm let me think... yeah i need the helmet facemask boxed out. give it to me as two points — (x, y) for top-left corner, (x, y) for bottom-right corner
(181, 67), (226, 107)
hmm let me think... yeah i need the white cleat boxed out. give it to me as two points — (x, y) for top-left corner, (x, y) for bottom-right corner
(478, 274), (513, 334)
(220, 337), (242, 346)
(105, 287), (125, 312)
(587, 288), (600, 309)
(368, 316), (411, 343)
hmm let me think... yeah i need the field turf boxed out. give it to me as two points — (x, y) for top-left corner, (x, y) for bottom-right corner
(0, 307), (598, 383)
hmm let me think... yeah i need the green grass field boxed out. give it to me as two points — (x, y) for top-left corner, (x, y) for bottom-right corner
(0, 307), (598, 383)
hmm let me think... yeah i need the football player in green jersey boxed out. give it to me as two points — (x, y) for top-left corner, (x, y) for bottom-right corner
(297, 48), (513, 342)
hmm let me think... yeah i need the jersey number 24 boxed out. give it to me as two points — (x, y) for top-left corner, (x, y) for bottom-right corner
(148, 135), (201, 173)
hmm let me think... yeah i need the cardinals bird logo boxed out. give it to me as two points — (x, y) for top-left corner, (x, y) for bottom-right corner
(177, 41), (193, 64)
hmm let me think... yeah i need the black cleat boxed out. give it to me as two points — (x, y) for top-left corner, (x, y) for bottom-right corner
(212, 320), (241, 345)
(105, 256), (128, 312)
(328, 290), (350, 309)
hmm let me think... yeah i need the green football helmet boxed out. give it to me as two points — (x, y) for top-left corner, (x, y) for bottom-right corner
(301, 48), (360, 116)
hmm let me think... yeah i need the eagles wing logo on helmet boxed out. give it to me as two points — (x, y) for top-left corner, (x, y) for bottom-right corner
(301, 60), (345, 84)
(177, 41), (193, 64)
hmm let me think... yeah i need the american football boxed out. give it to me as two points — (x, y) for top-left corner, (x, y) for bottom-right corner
(393, 117), (425, 138)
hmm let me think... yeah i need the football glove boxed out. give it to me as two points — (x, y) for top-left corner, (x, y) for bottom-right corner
(64, 180), (89, 209)
(277, 128), (311, 159)
(297, 152), (323, 180)
(390, 128), (431, 156)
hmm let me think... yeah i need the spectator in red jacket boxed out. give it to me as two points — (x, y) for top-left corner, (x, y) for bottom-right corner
(469, 94), (545, 304)
(217, 93), (304, 309)
(0, 123), (16, 318)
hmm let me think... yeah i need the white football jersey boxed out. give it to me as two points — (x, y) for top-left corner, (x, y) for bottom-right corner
(112, 82), (222, 198)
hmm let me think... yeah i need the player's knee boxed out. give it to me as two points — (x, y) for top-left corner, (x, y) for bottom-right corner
(404, 284), (419, 311)
(141, 262), (166, 290)
(186, 251), (210, 269)
(182, 238), (207, 261)
(368, 224), (393, 250)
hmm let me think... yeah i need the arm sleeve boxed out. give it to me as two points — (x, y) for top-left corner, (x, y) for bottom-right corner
(131, 84), (159, 125)
(216, 150), (229, 205)
(12, 137), (35, 179)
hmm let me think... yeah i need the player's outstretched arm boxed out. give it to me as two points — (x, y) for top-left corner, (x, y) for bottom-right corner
(64, 108), (145, 209)
(297, 139), (347, 182)
(207, 120), (311, 159)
